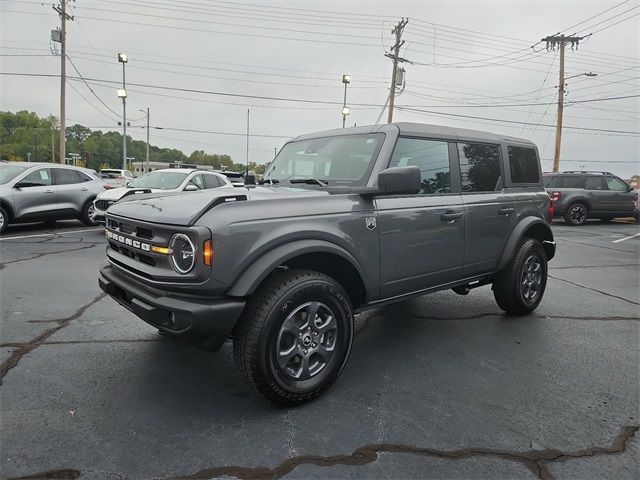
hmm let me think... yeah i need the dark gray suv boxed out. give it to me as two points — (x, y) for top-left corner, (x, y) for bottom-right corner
(99, 123), (556, 404)
(544, 171), (638, 225)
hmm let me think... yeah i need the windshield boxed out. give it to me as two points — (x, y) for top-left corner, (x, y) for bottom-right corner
(263, 133), (384, 187)
(0, 164), (30, 185)
(128, 171), (188, 190)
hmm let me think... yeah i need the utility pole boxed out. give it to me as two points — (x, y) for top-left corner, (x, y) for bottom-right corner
(53, 0), (73, 164)
(386, 18), (409, 124)
(542, 34), (588, 172)
(246, 109), (250, 177)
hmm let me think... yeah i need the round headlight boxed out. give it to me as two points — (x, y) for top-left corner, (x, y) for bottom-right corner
(169, 233), (196, 274)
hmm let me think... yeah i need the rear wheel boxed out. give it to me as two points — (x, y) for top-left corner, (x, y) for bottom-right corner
(492, 238), (548, 315)
(564, 203), (588, 225)
(233, 269), (354, 405)
(80, 199), (98, 226)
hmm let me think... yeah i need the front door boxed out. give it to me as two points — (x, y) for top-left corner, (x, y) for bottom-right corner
(377, 137), (465, 299)
(603, 176), (635, 214)
(12, 168), (56, 219)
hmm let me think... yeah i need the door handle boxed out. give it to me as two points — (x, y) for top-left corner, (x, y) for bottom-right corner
(498, 207), (515, 215)
(44, 190), (54, 194)
(441, 211), (463, 221)
(80, 187), (88, 191)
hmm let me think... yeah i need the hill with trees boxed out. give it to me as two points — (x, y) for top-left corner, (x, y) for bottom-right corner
(0, 111), (266, 173)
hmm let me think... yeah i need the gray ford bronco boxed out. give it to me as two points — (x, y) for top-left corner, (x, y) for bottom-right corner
(98, 122), (555, 405)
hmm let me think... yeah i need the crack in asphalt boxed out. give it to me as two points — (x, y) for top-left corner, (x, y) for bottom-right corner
(0, 243), (100, 270)
(555, 237), (639, 254)
(167, 425), (639, 480)
(7, 426), (637, 480)
(548, 274), (640, 306)
(550, 263), (640, 270)
(405, 312), (639, 321)
(0, 293), (107, 384)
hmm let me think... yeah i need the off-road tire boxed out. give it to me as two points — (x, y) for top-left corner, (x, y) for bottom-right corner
(80, 199), (98, 226)
(492, 238), (547, 316)
(564, 202), (588, 226)
(0, 206), (8, 234)
(233, 269), (354, 406)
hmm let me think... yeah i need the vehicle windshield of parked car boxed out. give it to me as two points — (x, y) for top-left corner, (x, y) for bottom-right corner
(128, 171), (189, 190)
(0, 165), (30, 185)
(262, 133), (384, 186)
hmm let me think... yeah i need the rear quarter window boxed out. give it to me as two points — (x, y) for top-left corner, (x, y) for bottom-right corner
(508, 146), (539, 183)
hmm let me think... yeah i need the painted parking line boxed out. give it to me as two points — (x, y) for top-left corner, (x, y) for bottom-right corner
(612, 232), (640, 243)
(0, 227), (102, 241)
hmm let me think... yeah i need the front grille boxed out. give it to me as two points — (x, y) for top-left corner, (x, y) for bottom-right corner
(107, 218), (154, 240)
(95, 199), (114, 210)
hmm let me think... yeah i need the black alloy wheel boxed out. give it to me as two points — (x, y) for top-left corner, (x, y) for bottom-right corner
(234, 269), (354, 405)
(565, 203), (588, 226)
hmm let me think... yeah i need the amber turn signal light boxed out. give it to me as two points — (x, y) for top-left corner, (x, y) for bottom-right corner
(203, 239), (213, 266)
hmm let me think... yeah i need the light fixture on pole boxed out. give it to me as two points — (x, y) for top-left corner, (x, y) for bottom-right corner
(342, 74), (351, 128)
(552, 71), (597, 173)
(118, 52), (128, 171)
(140, 108), (150, 174)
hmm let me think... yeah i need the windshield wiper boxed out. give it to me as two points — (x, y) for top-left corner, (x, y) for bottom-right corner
(289, 178), (328, 186)
(258, 178), (280, 185)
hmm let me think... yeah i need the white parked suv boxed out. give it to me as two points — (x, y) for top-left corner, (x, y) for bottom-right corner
(91, 168), (233, 223)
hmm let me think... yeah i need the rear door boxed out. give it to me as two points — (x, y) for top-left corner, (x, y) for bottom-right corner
(376, 137), (465, 298)
(11, 168), (55, 219)
(458, 141), (517, 276)
(603, 176), (635, 214)
(52, 168), (90, 215)
(584, 176), (608, 213)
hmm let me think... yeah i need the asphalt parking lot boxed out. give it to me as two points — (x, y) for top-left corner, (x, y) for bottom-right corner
(1, 219), (638, 480)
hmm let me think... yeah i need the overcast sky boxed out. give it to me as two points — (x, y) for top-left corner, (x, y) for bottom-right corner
(1, 0), (638, 176)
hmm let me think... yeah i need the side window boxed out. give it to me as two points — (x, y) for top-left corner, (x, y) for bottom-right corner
(585, 177), (606, 190)
(508, 146), (539, 183)
(79, 172), (93, 182)
(605, 177), (629, 192)
(557, 176), (583, 188)
(189, 174), (204, 189)
(204, 174), (221, 189)
(458, 142), (501, 192)
(388, 137), (451, 194)
(54, 168), (82, 185)
(20, 168), (52, 187)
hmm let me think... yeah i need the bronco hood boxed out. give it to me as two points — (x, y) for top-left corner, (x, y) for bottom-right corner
(106, 186), (329, 226)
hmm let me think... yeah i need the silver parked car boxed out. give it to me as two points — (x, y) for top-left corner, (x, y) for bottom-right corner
(0, 162), (108, 234)
(91, 168), (233, 223)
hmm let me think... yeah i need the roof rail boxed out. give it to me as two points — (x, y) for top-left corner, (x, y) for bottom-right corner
(562, 170), (613, 175)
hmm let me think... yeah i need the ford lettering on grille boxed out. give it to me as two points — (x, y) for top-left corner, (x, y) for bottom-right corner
(106, 229), (151, 251)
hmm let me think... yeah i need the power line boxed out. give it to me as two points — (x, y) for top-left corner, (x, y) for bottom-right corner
(65, 55), (120, 117)
(560, 0), (631, 33)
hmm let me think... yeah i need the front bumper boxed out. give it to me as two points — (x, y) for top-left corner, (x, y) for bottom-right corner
(99, 263), (245, 351)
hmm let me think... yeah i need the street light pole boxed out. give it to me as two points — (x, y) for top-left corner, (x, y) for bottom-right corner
(342, 74), (350, 128)
(118, 53), (128, 171)
(140, 108), (150, 173)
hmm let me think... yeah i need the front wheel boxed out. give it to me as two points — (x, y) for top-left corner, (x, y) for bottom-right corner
(233, 269), (354, 406)
(492, 238), (548, 315)
(0, 206), (8, 234)
(80, 199), (98, 226)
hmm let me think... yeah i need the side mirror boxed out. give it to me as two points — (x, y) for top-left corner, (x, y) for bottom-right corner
(629, 185), (635, 192)
(377, 166), (421, 196)
(184, 183), (199, 191)
(244, 170), (256, 186)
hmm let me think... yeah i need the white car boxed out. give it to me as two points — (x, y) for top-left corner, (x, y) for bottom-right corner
(91, 168), (233, 223)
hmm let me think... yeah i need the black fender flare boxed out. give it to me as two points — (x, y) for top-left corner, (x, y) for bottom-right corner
(497, 217), (555, 271)
(226, 239), (366, 298)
